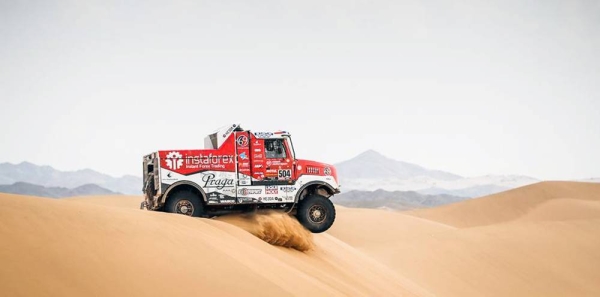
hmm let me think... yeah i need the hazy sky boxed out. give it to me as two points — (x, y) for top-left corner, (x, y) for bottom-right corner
(1, 0), (599, 180)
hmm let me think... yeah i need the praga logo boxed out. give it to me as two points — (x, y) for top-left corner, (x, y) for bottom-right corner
(202, 173), (234, 189)
(324, 167), (331, 176)
(236, 135), (248, 147)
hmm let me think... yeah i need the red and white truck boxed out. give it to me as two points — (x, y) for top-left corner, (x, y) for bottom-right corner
(141, 124), (340, 233)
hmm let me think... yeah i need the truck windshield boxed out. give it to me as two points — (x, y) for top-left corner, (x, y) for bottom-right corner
(284, 136), (296, 160)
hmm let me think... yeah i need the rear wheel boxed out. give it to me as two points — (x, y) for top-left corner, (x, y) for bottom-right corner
(165, 191), (205, 217)
(296, 194), (336, 233)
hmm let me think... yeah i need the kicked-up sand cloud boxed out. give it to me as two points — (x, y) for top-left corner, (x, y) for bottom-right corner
(216, 210), (315, 251)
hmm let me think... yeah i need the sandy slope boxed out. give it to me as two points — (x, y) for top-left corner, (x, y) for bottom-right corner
(1, 181), (599, 297)
(0, 193), (426, 297)
(329, 181), (600, 297)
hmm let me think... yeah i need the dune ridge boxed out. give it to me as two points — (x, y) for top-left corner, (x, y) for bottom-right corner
(329, 181), (600, 297)
(404, 181), (600, 227)
(0, 193), (425, 297)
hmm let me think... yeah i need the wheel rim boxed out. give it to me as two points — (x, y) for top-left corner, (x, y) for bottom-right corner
(175, 200), (194, 216)
(308, 205), (327, 224)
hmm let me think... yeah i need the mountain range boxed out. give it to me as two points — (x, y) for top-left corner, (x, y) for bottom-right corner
(331, 189), (465, 211)
(0, 182), (118, 198)
(0, 151), (597, 207)
(0, 162), (141, 195)
(336, 150), (541, 197)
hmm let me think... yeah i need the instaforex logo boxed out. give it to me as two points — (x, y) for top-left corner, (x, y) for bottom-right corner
(166, 151), (183, 170)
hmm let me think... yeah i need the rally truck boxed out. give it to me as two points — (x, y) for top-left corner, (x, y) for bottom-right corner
(141, 123), (340, 233)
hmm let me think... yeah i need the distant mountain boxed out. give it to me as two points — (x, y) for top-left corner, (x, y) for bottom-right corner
(335, 150), (540, 198)
(0, 162), (142, 194)
(576, 178), (600, 183)
(0, 182), (118, 198)
(331, 189), (466, 211)
(419, 184), (510, 198)
(336, 150), (462, 181)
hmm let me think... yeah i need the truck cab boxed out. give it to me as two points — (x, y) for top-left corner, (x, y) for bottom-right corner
(142, 124), (340, 233)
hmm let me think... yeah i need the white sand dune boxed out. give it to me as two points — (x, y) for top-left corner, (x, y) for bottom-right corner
(1, 181), (599, 296)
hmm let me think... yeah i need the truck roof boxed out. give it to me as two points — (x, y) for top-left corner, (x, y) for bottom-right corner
(203, 123), (290, 149)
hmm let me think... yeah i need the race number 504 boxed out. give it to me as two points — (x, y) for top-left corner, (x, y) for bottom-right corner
(278, 169), (291, 179)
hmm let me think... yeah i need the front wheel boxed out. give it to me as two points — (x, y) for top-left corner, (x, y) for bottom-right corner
(164, 191), (205, 217)
(296, 194), (336, 233)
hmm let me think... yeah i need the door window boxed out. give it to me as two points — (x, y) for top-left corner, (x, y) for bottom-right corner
(265, 139), (286, 159)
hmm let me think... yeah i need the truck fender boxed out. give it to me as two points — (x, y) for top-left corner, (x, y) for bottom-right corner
(294, 181), (336, 203)
(161, 181), (208, 205)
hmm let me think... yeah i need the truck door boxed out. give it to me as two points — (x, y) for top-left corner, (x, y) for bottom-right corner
(264, 138), (294, 184)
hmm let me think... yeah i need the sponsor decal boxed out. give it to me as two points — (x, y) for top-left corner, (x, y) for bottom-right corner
(208, 192), (235, 204)
(254, 148), (261, 152)
(236, 135), (249, 147)
(278, 169), (292, 179)
(239, 152), (248, 160)
(265, 185), (278, 194)
(324, 167), (331, 176)
(254, 164), (263, 168)
(238, 188), (262, 196)
(279, 186), (296, 193)
(186, 154), (234, 165)
(238, 197), (256, 203)
(253, 132), (274, 138)
(207, 192), (220, 204)
(165, 151), (184, 170)
(266, 160), (272, 166)
(179, 154), (235, 170)
(222, 124), (237, 138)
(220, 188), (237, 195)
(202, 173), (234, 189)
(254, 154), (263, 159)
(219, 198), (236, 204)
(163, 171), (178, 181)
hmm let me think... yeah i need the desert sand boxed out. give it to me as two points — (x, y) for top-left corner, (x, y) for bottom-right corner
(1, 181), (599, 296)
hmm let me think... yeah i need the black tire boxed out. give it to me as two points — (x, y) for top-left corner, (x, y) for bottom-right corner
(296, 194), (336, 233)
(164, 191), (205, 217)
